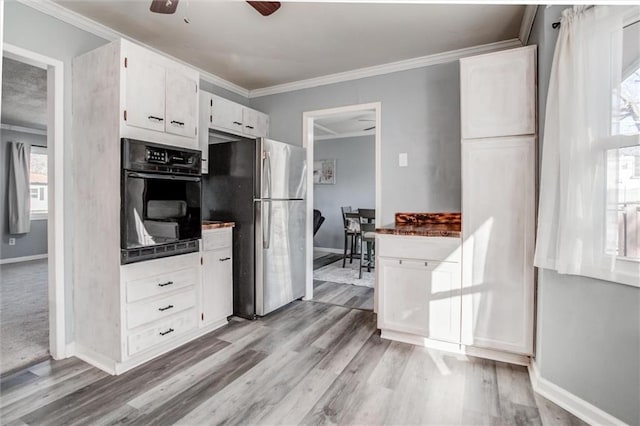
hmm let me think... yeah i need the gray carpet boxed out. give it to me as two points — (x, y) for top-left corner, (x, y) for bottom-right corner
(0, 259), (49, 375)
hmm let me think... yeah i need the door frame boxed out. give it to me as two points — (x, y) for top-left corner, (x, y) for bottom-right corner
(2, 43), (66, 359)
(302, 102), (382, 301)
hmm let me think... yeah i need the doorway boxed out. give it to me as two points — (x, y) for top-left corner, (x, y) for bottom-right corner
(0, 44), (65, 374)
(303, 102), (381, 310)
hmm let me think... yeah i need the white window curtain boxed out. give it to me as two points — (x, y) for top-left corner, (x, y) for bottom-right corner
(535, 5), (640, 286)
(8, 141), (31, 234)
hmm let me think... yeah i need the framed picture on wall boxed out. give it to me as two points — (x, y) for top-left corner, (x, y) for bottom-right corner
(313, 159), (336, 185)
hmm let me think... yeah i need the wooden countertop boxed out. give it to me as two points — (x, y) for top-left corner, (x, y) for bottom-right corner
(202, 221), (235, 230)
(376, 212), (461, 238)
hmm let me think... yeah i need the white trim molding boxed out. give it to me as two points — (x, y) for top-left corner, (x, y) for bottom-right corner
(315, 130), (376, 141)
(14, 0), (249, 98)
(529, 361), (628, 426)
(249, 38), (522, 98)
(519, 5), (538, 45)
(0, 253), (48, 265)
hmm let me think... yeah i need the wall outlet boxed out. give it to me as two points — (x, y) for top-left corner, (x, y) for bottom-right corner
(8, 238), (16, 246)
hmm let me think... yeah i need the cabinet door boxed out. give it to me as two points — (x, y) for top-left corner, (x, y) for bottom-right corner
(165, 70), (198, 138)
(461, 136), (535, 355)
(211, 95), (244, 134)
(460, 46), (535, 139)
(242, 108), (259, 137)
(378, 257), (461, 343)
(201, 248), (233, 325)
(255, 111), (269, 137)
(124, 55), (166, 132)
(198, 91), (211, 174)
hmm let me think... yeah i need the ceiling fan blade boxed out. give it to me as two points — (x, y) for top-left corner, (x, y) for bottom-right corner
(150, 0), (179, 14)
(247, 1), (281, 17)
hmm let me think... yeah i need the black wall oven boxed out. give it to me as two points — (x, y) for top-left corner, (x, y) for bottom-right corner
(121, 138), (202, 264)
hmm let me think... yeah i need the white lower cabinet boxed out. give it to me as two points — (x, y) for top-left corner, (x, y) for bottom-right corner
(201, 228), (233, 326)
(377, 235), (462, 345)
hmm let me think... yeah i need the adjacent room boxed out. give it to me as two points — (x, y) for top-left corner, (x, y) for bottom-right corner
(0, 55), (50, 375)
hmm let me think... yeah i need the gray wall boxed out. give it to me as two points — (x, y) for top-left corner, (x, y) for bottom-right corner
(250, 62), (462, 225)
(313, 136), (375, 250)
(0, 129), (48, 259)
(529, 6), (640, 425)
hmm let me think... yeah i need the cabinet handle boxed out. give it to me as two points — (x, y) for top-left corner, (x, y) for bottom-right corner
(398, 259), (402, 265)
(148, 115), (164, 122)
(245, 125), (254, 129)
(159, 328), (174, 336)
(158, 304), (174, 312)
(158, 281), (174, 287)
(202, 159), (208, 162)
(233, 121), (242, 126)
(170, 120), (185, 127)
(424, 261), (428, 267)
(219, 257), (231, 262)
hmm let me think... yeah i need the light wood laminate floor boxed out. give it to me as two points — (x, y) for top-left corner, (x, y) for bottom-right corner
(0, 301), (585, 425)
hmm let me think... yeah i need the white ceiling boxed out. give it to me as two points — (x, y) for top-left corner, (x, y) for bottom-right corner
(54, 1), (526, 91)
(314, 110), (376, 141)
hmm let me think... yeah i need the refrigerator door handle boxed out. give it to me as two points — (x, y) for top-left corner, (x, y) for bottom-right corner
(263, 200), (272, 249)
(263, 150), (272, 199)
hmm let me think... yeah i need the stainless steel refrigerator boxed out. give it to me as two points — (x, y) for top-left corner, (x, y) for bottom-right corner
(202, 136), (307, 318)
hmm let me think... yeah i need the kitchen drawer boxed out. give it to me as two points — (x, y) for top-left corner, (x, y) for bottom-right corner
(377, 235), (461, 262)
(127, 309), (197, 357)
(126, 288), (196, 329)
(203, 228), (232, 251)
(126, 267), (198, 303)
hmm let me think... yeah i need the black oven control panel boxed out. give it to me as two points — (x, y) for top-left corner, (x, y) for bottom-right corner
(122, 138), (201, 175)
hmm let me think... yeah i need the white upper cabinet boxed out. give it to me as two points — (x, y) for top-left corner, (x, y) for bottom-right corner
(211, 94), (244, 133)
(198, 91), (211, 174)
(201, 90), (269, 141)
(460, 46), (536, 139)
(121, 40), (199, 147)
(124, 54), (166, 133)
(165, 70), (198, 138)
(242, 108), (269, 138)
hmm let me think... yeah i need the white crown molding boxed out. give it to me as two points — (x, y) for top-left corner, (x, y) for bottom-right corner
(14, 0), (250, 98)
(315, 130), (375, 141)
(519, 5), (538, 45)
(248, 38), (522, 98)
(528, 361), (628, 426)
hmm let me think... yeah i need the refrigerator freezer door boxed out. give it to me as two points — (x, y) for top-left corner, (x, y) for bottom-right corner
(256, 199), (306, 316)
(260, 138), (307, 200)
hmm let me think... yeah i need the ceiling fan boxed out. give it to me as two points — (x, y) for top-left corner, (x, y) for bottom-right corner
(150, 0), (281, 17)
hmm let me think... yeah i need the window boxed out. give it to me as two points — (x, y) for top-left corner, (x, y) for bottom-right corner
(605, 23), (640, 262)
(29, 146), (48, 220)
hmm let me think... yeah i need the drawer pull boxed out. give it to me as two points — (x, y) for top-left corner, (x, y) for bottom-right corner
(170, 120), (185, 127)
(424, 261), (428, 267)
(233, 121), (242, 126)
(159, 328), (174, 336)
(219, 257), (231, 262)
(245, 125), (254, 129)
(158, 281), (174, 287)
(399, 259), (402, 265)
(148, 115), (164, 122)
(158, 304), (174, 312)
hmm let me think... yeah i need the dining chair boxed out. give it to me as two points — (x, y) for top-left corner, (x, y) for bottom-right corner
(358, 209), (376, 278)
(342, 211), (361, 267)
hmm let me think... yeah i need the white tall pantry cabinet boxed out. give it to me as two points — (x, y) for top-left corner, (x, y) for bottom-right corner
(459, 46), (536, 356)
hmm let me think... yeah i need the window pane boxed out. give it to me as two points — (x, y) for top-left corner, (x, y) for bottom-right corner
(29, 149), (48, 215)
(612, 68), (640, 136)
(606, 145), (640, 259)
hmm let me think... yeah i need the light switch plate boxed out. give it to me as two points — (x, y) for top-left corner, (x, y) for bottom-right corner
(399, 153), (408, 167)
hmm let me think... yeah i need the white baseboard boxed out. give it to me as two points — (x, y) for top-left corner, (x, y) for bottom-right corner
(528, 360), (627, 426)
(380, 329), (531, 366)
(0, 253), (48, 265)
(314, 247), (343, 254)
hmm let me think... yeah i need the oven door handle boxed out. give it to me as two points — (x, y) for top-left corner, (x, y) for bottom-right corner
(126, 172), (201, 182)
